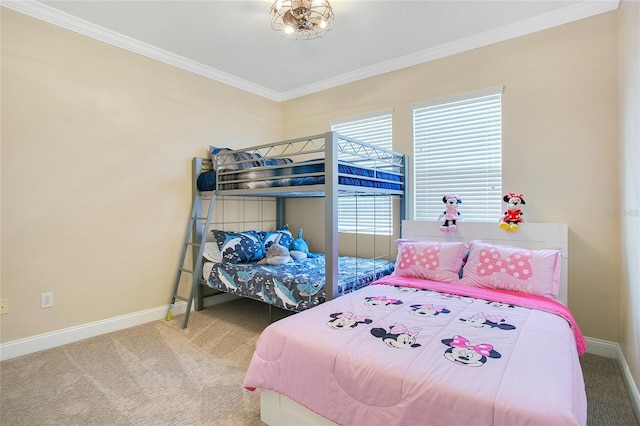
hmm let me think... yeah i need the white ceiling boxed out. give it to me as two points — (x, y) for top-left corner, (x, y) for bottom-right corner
(5, 0), (619, 101)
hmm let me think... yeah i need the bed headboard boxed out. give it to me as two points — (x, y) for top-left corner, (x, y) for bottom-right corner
(401, 221), (569, 305)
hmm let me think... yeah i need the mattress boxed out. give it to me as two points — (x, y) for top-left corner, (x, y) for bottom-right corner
(243, 275), (587, 426)
(196, 160), (403, 192)
(205, 254), (395, 312)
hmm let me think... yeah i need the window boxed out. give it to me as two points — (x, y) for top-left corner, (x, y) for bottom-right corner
(331, 110), (393, 234)
(413, 86), (502, 222)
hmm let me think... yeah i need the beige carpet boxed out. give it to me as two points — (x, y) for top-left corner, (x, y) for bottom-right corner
(1, 298), (273, 426)
(580, 352), (639, 425)
(1, 297), (638, 426)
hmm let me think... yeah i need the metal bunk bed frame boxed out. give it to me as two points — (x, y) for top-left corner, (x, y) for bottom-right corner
(167, 131), (408, 328)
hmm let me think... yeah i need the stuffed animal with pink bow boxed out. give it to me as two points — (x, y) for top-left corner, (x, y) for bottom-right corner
(439, 194), (462, 232)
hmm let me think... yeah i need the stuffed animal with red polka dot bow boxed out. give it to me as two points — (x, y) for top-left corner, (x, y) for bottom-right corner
(499, 192), (525, 232)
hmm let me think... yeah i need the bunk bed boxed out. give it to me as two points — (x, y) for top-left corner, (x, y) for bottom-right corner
(244, 221), (588, 426)
(170, 131), (408, 328)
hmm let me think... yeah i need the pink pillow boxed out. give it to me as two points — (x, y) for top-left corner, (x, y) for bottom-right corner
(393, 240), (468, 283)
(460, 240), (563, 299)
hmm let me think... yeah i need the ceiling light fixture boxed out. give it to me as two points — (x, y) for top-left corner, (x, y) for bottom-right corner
(270, 0), (334, 40)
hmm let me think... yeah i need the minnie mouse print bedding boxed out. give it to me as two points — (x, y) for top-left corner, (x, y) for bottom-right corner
(243, 277), (587, 426)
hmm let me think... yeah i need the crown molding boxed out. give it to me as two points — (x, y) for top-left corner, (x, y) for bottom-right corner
(2, 0), (619, 103)
(279, 0), (621, 101)
(1, 0), (285, 102)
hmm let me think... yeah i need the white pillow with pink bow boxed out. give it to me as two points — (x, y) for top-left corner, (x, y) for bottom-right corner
(393, 240), (468, 283)
(459, 240), (563, 300)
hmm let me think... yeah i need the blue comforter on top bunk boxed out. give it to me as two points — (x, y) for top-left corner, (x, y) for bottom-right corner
(205, 254), (395, 312)
(196, 160), (403, 192)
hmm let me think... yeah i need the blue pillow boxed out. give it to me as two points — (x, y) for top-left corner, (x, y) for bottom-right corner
(259, 226), (293, 252)
(209, 146), (261, 170)
(211, 230), (264, 264)
(196, 171), (216, 191)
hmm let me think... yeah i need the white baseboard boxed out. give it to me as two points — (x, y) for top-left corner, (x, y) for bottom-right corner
(0, 293), (239, 361)
(617, 343), (640, 422)
(586, 336), (640, 421)
(585, 336), (620, 358)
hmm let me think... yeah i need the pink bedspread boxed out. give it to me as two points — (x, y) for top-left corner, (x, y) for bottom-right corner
(243, 279), (587, 426)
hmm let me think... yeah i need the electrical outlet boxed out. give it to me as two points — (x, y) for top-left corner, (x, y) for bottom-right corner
(41, 292), (54, 309)
(0, 299), (8, 315)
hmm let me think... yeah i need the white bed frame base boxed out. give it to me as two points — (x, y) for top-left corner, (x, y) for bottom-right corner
(259, 220), (569, 426)
(261, 390), (338, 426)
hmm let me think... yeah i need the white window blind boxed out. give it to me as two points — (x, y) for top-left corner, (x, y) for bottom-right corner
(331, 110), (393, 234)
(413, 86), (503, 222)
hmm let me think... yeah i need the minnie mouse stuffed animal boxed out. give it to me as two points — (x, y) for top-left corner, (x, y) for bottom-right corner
(499, 192), (525, 232)
(439, 194), (462, 232)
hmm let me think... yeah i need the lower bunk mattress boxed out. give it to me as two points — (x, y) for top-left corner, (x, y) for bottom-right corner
(204, 254), (395, 312)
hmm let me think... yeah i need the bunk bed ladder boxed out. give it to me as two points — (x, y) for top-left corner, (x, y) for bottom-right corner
(166, 192), (216, 329)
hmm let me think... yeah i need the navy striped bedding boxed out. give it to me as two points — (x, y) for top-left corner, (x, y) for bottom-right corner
(197, 160), (403, 192)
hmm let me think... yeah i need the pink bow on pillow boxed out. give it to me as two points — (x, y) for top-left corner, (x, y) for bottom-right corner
(477, 247), (533, 280)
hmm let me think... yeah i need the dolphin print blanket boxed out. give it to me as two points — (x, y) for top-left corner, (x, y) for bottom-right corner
(243, 277), (587, 426)
(206, 255), (395, 312)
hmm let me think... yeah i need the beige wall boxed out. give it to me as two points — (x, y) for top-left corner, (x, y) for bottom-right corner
(619, 0), (640, 401)
(0, 9), (282, 342)
(282, 12), (621, 342)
